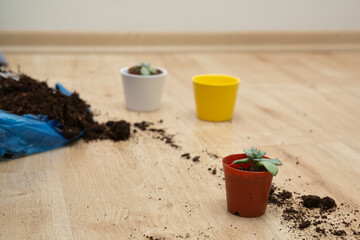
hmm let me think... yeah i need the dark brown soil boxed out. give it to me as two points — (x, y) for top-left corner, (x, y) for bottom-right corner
(207, 167), (218, 175)
(84, 121), (130, 142)
(315, 227), (326, 234)
(133, 121), (180, 149)
(237, 166), (267, 172)
(268, 188), (293, 206)
(181, 153), (191, 159)
(0, 69), (130, 142)
(301, 195), (337, 211)
(144, 235), (165, 240)
(298, 220), (311, 229)
(204, 150), (220, 159)
(320, 196), (337, 211)
(279, 190), (293, 199)
(128, 66), (162, 75)
(134, 121), (153, 131)
(301, 195), (321, 209)
(268, 185), (359, 239)
(332, 230), (347, 236)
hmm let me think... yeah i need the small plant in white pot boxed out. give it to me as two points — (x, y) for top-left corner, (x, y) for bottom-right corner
(120, 62), (167, 112)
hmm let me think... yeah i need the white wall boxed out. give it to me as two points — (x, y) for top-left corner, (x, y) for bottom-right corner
(1, 0), (360, 31)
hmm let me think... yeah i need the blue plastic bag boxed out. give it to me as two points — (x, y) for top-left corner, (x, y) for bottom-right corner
(0, 52), (7, 66)
(0, 83), (83, 159)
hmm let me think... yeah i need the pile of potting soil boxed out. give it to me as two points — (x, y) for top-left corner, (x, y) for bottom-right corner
(0, 69), (130, 142)
(268, 185), (360, 239)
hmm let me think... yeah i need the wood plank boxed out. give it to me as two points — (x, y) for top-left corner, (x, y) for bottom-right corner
(0, 170), (73, 239)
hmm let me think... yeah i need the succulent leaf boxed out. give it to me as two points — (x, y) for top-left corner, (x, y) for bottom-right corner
(261, 158), (282, 166)
(140, 66), (150, 75)
(133, 62), (158, 75)
(148, 66), (158, 74)
(258, 150), (266, 158)
(232, 158), (250, 165)
(244, 149), (252, 157)
(259, 161), (278, 176)
(233, 147), (282, 176)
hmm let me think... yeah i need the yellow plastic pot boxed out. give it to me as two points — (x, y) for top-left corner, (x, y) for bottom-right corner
(193, 74), (240, 122)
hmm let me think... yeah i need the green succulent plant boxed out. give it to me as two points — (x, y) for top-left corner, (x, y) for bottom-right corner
(232, 147), (282, 176)
(131, 62), (158, 75)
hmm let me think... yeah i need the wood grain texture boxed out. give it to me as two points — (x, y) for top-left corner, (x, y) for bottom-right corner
(1, 50), (360, 239)
(1, 31), (360, 53)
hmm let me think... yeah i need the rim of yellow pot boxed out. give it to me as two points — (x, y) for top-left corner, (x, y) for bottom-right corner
(192, 74), (240, 87)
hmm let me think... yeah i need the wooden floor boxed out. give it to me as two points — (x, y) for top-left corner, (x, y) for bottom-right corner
(1, 50), (360, 239)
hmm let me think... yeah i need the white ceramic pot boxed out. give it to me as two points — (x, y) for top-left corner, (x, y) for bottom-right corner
(120, 67), (167, 112)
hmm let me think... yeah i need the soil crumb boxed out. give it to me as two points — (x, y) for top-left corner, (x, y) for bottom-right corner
(206, 151), (220, 159)
(181, 153), (191, 159)
(144, 235), (165, 240)
(301, 195), (337, 211)
(302, 195), (321, 209)
(134, 121), (153, 131)
(320, 196), (337, 211)
(192, 156), (200, 162)
(299, 220), (311, 229)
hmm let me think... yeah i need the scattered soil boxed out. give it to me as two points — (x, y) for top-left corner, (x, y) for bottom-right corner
(144, 236), (165, 240)
(84, 121), (130, 142)
(204, 150), (220, 159)
(332, 229), (347, 236)
(316, 227), (326, 234)
(134, 121), (153, 131)
(128, 65), (162, 75)
(320, 196), (337, 211)
(298, 220), (311, 229)
(133, 121), (180, 149)
(301, 195), (321, 208)
(301, 195), (337, 211)
(268, 185), (359, 239)
(268, 187), (293, 206)
(181, 153), (191, 159)
(0, 69), (130, 145)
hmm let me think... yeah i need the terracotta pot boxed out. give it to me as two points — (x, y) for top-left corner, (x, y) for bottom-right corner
(223, 153), (273, 218)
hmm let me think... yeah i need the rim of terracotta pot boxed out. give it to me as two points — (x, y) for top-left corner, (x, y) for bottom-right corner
(222, 153), (273, 177)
